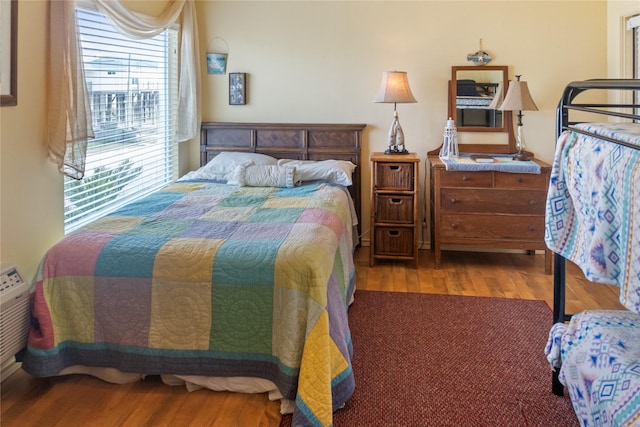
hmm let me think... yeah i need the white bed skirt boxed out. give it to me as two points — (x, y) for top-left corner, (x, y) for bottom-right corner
(56, 365), (295, 414)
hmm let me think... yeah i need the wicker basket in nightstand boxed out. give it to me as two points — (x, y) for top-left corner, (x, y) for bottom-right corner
(370, 152), (420, 268)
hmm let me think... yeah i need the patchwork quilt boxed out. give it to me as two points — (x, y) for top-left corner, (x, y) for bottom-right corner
(22, 180), (357, 427)
(544, 123), (640, 312)
(546, 310), (640, 427)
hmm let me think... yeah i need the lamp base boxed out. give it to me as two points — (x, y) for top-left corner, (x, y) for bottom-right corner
(513, 151), (532, 161)
(385, 147), (409, 155)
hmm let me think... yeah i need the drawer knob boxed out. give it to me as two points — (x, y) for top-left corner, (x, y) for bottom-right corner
(528, 225), (537, 231)
(449, 198), (457, 204)
(450, 223), (458, 229)
(517, 177), (524, 183)
(529, 200), (536, 205)
(462, 175), (470, 182)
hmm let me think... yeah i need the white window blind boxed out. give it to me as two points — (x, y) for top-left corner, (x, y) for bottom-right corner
(64, 8), (179, 234)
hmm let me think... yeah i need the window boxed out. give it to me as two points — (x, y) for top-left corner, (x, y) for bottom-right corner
(629, 14), (640, 115)
(64, 8), (179, 234)
(635, 18), (639, 112)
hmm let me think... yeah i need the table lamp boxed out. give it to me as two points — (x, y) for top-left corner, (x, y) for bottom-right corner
(498, 75), (538, 161)
(373, 71), (417, 154)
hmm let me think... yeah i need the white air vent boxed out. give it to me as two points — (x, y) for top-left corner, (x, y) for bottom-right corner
(0, 265), (31, 364)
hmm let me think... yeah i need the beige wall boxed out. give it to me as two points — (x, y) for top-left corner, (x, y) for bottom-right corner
(1, 0), (637, 283)
(0, 0), (55, 281)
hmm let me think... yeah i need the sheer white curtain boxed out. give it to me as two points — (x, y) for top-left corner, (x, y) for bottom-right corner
(48, 1), (94, 179)
(48, 0), (201, 179)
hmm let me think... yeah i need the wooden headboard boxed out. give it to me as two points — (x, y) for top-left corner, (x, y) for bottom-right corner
(200, 122), (366, 225)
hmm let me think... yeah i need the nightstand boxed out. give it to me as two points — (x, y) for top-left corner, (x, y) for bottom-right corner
(370, 152), (420, 268)
(428, 155), (552, 274)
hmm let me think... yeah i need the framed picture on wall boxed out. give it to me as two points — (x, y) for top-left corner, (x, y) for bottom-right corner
(229, 73), (246, 105)
(1, 0), (18, 106)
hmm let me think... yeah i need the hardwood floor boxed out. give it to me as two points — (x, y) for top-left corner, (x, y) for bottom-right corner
(1, 248), (623, 427)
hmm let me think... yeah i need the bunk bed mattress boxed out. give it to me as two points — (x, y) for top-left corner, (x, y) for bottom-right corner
(545, 122), (640, 312)
(22, 180), (357, 426)
(546, 310), (640, 427)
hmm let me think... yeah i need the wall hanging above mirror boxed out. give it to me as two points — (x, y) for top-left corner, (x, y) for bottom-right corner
(467, 39), (492, 66)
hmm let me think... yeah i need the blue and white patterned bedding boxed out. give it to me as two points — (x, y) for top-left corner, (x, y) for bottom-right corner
(546, 310), (640, 426)
(545, 123), (640, 312)
(545, 122), (640, 426)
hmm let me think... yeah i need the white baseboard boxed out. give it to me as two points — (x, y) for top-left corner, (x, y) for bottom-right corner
(1, 358), (21, 383)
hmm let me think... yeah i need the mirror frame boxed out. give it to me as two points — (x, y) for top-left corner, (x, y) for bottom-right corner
(448, 65), (516, 154)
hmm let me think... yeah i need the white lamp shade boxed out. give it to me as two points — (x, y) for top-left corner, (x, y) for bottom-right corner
(373, 71), (417, 104)
(498, 80), (538, 111)
(487, 81), (504, 110)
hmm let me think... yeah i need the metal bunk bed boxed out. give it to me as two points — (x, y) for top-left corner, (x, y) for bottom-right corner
(551, 79), (640, 396)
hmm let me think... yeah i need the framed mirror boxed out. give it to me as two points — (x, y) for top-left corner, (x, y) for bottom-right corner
(448, 65), (516, 153)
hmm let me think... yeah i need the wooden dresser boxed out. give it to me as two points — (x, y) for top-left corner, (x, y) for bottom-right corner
(370, 152), (420, 268)
(428, 156), (552, 274)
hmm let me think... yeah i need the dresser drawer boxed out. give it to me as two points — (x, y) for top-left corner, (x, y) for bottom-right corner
(439, 214), (545, 240)
(375, 163), (414, 190)
(439, 171), (493, 188)
(494, 172), (549, 189)
(374, 227), (415, 257)
(440, 189), (547, 215)
(375, 195), (414, 223)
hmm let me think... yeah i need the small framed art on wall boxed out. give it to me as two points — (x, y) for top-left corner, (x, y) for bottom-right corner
(1, 0), (18, 106)
(229, 73), (246, 105)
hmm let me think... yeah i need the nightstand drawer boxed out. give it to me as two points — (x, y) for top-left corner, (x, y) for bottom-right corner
(374, 227), (415, 257)
(375, 163), (414, 190)
(440, 214), (545, 240)
(494, 173), (549, 189)
(375, 195), (414, 223)
(440, 189), (547, 215)
(439, 171), (493, 188)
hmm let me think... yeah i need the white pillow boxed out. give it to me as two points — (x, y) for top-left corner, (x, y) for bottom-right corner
(227, 164), (299, 188)
(204, 151), (278, 174)
(276, 159), (356, 186)
(200, 152), (278, 180)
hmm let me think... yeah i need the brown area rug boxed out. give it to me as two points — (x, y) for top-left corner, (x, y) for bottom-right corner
(281, 291), (578, 427)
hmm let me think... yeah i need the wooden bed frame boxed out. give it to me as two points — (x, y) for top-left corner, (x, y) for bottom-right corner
(200, 122), (366, 225)
(551, 79), (640, 396)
